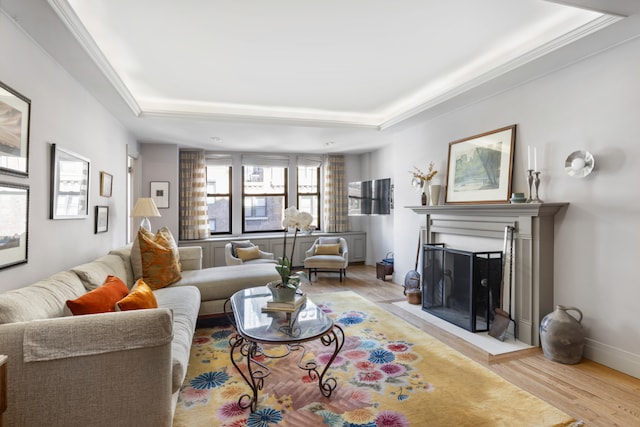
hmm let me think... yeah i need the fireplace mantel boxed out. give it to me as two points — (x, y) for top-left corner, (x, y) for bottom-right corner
(408, 202), (568, 346)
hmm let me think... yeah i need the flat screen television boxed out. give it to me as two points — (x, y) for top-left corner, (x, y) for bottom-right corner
(348, 178), (392, 215)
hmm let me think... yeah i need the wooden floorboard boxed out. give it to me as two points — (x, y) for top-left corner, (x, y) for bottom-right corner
(304, 264), (640, 427)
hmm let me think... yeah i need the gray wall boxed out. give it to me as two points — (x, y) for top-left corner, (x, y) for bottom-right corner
(139, 143), (180, 236)
(376, 35), (640, 378)
(0, 12), (134, 291)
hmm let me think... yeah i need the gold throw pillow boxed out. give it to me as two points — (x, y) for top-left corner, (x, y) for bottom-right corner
(315, 243), (341, 255)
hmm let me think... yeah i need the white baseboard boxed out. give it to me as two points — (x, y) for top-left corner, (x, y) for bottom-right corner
(584, 338), (640, 379)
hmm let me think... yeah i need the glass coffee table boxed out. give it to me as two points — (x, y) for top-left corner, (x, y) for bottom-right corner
(224, 286), (344, 412)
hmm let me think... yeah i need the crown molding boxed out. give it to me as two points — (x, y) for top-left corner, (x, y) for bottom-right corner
(47, 2), (620, 129)
(47, 0), (142, 117)
(378, 14), (621, 130)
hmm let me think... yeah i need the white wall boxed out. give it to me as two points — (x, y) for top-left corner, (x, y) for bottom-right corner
(0, 12), (135, 291)
(374, 35), (640, 378)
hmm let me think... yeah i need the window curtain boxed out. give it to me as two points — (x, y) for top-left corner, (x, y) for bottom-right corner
(323, 154), (349, 233)
(179, 151), (210, 240)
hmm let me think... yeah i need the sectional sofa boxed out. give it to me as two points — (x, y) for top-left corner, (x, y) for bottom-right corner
(0, 243), (280, 427)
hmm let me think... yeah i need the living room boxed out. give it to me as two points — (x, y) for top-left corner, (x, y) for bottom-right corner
(1, 0), (639, 425)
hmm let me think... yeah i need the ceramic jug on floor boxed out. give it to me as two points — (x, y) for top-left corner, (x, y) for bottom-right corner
(539, 305), (585, 364)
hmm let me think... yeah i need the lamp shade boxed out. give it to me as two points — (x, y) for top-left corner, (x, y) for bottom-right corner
(131, 198), (161, 218)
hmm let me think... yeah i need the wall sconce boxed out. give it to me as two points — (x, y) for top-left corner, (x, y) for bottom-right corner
(565, 150), (595, 178)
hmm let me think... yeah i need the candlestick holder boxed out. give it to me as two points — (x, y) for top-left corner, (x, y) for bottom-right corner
(532, 171), (543, 203)
(526, 169), (534, 203)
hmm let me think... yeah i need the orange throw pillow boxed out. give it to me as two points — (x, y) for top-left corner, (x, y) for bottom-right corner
(116, 279), (158, 311)
(66, 275), (129, 315)
(138, 229), (182, 290)
(156, 226), (181, 270)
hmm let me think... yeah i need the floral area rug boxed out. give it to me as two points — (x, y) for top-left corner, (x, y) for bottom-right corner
(173, 291), (581, 427)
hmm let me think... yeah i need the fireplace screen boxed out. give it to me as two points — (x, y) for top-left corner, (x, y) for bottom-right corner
(422, 244), (502, 332)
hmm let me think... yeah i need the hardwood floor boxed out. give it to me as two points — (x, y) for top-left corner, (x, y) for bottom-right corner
(304, 265), (640, 427)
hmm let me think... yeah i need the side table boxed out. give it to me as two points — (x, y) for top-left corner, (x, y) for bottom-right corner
(0, 355), (7, 427)
(376, 262), (393, 281)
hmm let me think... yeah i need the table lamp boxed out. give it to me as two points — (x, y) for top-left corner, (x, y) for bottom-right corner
(131, 198), (161, 231)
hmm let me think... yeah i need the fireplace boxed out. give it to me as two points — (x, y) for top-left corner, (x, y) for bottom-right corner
(409, 203), (567, 345)
(422, 244), (502, 332)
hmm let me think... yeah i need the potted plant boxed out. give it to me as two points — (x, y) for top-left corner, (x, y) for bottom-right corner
(268, 207), (312, 302)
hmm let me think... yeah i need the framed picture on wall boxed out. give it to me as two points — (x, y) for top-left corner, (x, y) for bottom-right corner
(0, 81), (30, 177)
(95, 205), (109, 233)
(50, 144), (90, 219)
(150, 181), (169, 209)
(445, 125), (516, 204)
(0, 182), (29, 270)
(100, 171), (113, 197)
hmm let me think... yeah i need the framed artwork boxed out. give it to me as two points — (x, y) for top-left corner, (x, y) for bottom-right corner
(0, 182), (29, 270)
(445, 125), (516, 204)
(0, 81), (30, 177)
(100, 171), (113, 197)
(50, 144), (90, 219)
(150, 181), (169, 209)
(95, 205), (109, 233)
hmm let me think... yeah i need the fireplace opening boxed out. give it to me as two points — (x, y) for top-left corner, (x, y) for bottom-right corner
(422, 244), (502, 332)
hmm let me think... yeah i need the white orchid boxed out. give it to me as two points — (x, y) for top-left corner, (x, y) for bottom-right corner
(282, 207), (313, 231)
(276, 207), (313, 288)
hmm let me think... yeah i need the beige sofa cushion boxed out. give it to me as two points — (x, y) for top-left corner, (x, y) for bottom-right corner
(23, 307), (174, 362)
(131, 228), (153, 280)
(70, 254), (129, 291)
(153, 286), (201, 392)
(95, 254), (129, 285)
(0, 271), (86, 323)
(71, 262), (111, 291)
(172, 264), (280, 301)
(109, 245), (135, 286)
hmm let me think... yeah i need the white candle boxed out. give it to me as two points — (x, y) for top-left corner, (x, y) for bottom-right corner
(534, 147), (538, 171)
(527, 146), (531, 170)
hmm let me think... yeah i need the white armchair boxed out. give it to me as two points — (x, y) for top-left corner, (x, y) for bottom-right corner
(303, 237), (349, 281)
(224, 241), (277, 266)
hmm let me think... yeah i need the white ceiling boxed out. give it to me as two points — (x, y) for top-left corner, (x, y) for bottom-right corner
(4, 0), (640, 153)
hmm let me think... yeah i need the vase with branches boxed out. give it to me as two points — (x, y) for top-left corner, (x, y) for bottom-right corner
(410, 162), (438, 205)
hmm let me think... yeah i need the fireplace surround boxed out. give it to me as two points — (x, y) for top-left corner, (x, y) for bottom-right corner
(409, 203), (568, 346)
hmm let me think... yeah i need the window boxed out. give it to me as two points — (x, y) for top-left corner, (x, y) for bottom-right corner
(206, 165), (231, 234)
(243, 165), (287, 232)
(297, 165), (320, 230)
